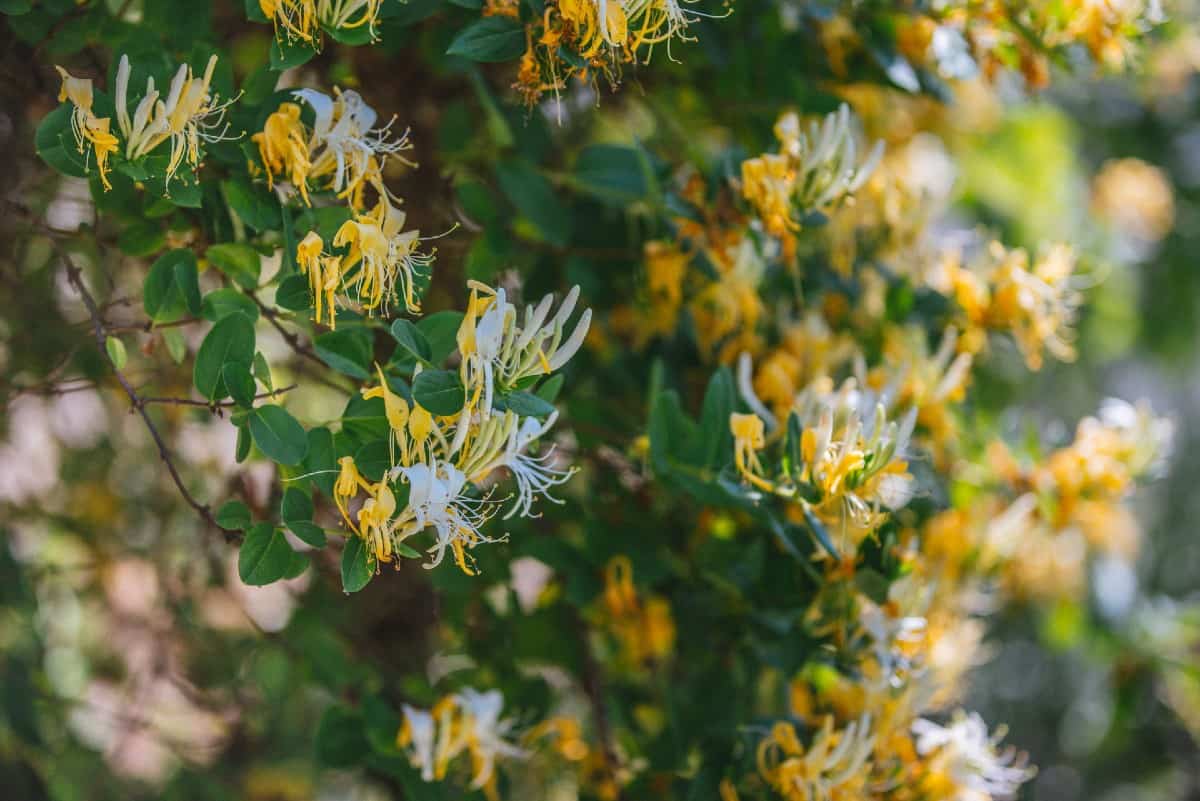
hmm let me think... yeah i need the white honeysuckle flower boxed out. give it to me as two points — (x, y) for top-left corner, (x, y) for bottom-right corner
(113, 53), (240, 186)
(396, 460), (500, 574)
(293, 87), (412, 201)
(400, 705), (438, 782)
(455, 688), (528, 790)
(912, 711), (1035, 800)
(458, 282), (592, 420)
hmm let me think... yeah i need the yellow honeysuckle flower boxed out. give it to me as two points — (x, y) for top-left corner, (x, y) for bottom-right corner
(756, 716), (875, 801)
(730, 412), (772, 492)
(295, 231), (342, 329)
(261, 0), (383, 47)
(357, 479), (397, 562)
(54, 66), (120, 190)
(113, 54), (240, 190)
(253, 102), (313, 203)
(333, 455), (371, 532)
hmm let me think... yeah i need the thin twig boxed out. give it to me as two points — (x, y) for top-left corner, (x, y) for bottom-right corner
(140, 384), (298, 409)
(49, 236), (242, 543)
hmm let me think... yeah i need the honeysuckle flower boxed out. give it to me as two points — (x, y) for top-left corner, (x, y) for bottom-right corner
(295, 231), (343, 328)
(397, 689), (526, 796)
(730, 412), (772, 493)
(360, 364), (412, 464)
(455, 409), (576, 519)
(756, 715), (875, 801)
(741, 105), (883, 254)
(113, 54), (240, 189)
(911, 711), (1034, 800)
(293, 88), (412, 208)
(357, 478), (398, 562)
(261, 0), (384, 47)
(253, 102), (313, 203)
(394, 460), (500, 575)
(54, 67), (119, 190)
(333, 455), (371, 532)
(334, 196), (434, 316)
(457, 283), (592, 420)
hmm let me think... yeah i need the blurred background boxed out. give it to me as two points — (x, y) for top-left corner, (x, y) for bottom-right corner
(2, 1), (1200, 799)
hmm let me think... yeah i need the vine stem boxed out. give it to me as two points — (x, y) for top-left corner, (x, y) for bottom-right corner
(48, 233), (243, 543)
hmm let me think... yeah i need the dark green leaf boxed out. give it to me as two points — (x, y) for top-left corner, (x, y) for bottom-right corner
(573, 144), (652, 205)
(412, 370), (465, 416)
(238, 523), (298, 586)
(223, 362), (257, 407)
(206, 243), (261, 289)
(223, 177), (281, 231)
(390, 318), (433, 362)
(276, 273), (312, 311)
(501, 390), (556, 418)
(194, 314), (256, 400)
(496, 160), (571, 247)
(315, 330), (372, 379)
(216, 500), (252, 530)
(315, 706), (369, 767)
(445, 17), (524, 62)
(288, 521), (327, 548)
(418, 311), (464, 364)
(248, 404), (308, 466)
(341, 536), (375, 593)
(145, 248), (201, 321)
(281, 486), (314, 523)
(201, 289), (260, 322)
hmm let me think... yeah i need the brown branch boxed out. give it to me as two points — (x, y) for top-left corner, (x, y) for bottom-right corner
(574, 609), (624, 801)
(140, 384), (298, 409)
(49, 236), (242, 543)
(245, 289), (326, 368)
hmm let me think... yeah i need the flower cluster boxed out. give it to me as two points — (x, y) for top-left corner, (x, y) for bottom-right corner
(259, 0), (383, 48)
(54, 54), (238, 191)
(332, 280), (591, 575)
(741, 104), (884, 259)
(605, 98), (1171, 801)
(511, 0), (728, 105)
(252, 88), (433, 324)
(398, 688), (527, 799)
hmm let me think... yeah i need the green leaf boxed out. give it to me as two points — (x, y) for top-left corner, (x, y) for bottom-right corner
(341, 536), (375, 593)
(117, 222), (166, 257)
(288, 521), (327, 548)
(253, 352), (274, 392)
(269, 34), (318, 71)
(315, 330), (372, 380)
(697, 367), (734, 469)
(412, 370), (465, 416)
(201, 288), (259, 322)
(315, 706), (369, 767)
(446, 17), (525, 62)
(238, 523), (298, 586)
(215, 500), (252, 530)
(163, 327), (187, 364)
(354, 440), (390, 482)
(105, 336), (127, 370)
(236, 424), (252, 463)
(223, 177), (281, 231)
(305, 427), (337, 497)
(194, 313), (256, 400)
(223, 362), (257, 407)
(206, 243), (261, 289)
(573, 144), (652, 205)
(500, 390), (555, 419)
(35, 104), (88, 178)
(495, 160), (571, 247)
(535, 373), (564, 403)
(390, 318), (432, 362)
(248, 404), (308, 465)
(281, 486), (314, 523)
(144, 250), (202, 321)
(275, 273), (312, 311)
(418, 311), (465, 364)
